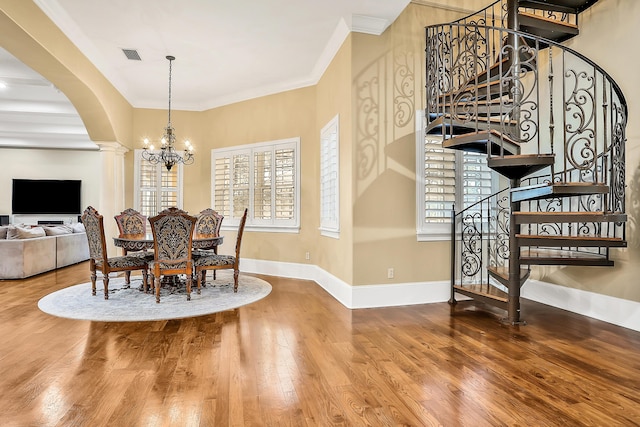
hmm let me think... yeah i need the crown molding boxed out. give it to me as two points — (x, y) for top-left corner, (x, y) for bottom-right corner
(410, 0), (475, 16)
(351, 14), (390, 35)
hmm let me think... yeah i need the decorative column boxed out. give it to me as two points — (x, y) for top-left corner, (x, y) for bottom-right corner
(94, 142), (128, 255)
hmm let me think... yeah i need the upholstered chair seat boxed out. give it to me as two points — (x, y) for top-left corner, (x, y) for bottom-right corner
(194, 208), (247, 292)
(82, 206), (149, 299)
(194, 254), (235, 268)
(99, 255), (149, 269)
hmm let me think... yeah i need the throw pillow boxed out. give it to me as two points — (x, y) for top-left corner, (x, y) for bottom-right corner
(6, 226), (21, 240)
(44, 225), (73, 236)
(0, 225), (9, 239)
(7, 225), (47, 239)
(71, 222), (86, 233)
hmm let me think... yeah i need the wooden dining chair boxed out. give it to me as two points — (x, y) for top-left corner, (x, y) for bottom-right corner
(148, 207), (197, 303)
(81, 206), (149, 299)
(193, 208), (224, 280)
(114, 208), (147, 236)
(194, 208), (224, 238)
(114, 208), (152, 284)
(194, 208), (248, 293)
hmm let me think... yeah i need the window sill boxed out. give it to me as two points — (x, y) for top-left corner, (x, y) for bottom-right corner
(221, 224), (300, 234)
(319, 228), (340, 239)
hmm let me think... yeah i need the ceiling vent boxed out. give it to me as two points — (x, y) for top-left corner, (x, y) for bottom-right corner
(122, 49), (141, 60)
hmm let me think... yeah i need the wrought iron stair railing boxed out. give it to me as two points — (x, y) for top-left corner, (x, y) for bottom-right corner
(450, 188), (511, 298)
(426, 24), (627, 191)
(427, 0), (628, 323)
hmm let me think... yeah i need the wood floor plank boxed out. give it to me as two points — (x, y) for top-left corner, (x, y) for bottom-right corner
(1, 262), (640, 426)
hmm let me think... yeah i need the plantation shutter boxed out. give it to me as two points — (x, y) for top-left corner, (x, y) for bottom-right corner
(211, 138), (300, 231)
(135, 150), (182, 218)
(423, 137), (457, 223)
(138, 159), (158, 218)
(320, 115), (339, 234)
(274, 146), (295, 221)
(416, 111), (496, 240)
(253, 149), (272, 220)
(213, 156), (231, 217)
(462, 152), (494, 208)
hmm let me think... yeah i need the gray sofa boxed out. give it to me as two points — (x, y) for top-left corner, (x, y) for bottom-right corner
(0, 231), (90, 279)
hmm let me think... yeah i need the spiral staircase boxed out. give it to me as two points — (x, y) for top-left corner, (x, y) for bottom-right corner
(425, 0), (627, 324)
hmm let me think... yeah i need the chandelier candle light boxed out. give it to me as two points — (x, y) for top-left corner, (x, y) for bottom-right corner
(142, 55), (194, 171)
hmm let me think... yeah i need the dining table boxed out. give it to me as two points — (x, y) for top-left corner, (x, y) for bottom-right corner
(113, 233), (223, 252)
(113, 233), (224, 290)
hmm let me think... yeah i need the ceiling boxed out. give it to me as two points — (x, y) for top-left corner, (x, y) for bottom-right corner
(0, 0), (415, 150)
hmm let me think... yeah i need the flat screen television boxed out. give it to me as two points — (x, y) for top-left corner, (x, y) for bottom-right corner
(12, 179), (82, 215)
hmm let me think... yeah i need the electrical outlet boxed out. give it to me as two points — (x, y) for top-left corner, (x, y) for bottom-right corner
(305, 251), (310, 260)
(387, 268), (394, 279)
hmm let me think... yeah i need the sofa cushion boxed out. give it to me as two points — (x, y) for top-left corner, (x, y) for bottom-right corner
(56, 232), (90, 268)
(7, 225), (46, 239)
(71, 222), (86, 233)
(0, 236), (57, 279)
(44, 225), (73, 236)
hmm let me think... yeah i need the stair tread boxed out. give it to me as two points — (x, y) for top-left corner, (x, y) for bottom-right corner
(512, 182), (609, 202)
(517, 234), (624, 242)
(521, 247), (608, 259)
(514, 211), (627, 224)
(438, 79), (504, 102)
(488, 154), (555, 179)
(443, 129), (521, 156)
(515, 211), (620, 217)
(518, 0), (597, 14)
(489, 153), (554, 162)
(488, 266), (529, 276)
(519, 11), (579, 30)
(517, 234), (626, 248)
(518, 12), (580, 42)
(487, 266), (531, 288)
(429, 114), (517, 128)
(453, 284), (508, 302)
(437, 98), (514, 108)
(520, 247), (614, 266)
(517, 182), (608, 189)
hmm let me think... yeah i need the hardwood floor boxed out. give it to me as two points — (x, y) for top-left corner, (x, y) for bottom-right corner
(1, 262), (640, 426)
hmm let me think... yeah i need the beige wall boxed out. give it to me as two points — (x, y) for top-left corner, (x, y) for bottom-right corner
(316, 36), (354, 284)
(531, 0), (640, 302)
(0, 148), (101, 216)
(350, 3), (481, 285)
(126, 108), (207, 211)
(198, 87), (320, 266)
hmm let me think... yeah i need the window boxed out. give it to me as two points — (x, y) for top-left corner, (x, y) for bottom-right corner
(320, 115), (339, 238)
(212, 138), (300, 232)
(134, 150), (184, 218)
(415, 111), (497, 240)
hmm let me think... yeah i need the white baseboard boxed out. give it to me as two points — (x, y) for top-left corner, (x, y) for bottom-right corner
(241, 258), (450, 309)
(522, 279), (640, 332)
(241, 259), (640, 332)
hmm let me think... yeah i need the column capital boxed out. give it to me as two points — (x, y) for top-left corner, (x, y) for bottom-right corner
(94, 141), (129, 155)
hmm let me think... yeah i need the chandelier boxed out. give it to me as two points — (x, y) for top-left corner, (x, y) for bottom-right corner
(142, 55), (194, 171)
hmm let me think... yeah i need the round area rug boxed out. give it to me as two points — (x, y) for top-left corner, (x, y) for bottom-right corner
(38, 271), (271, 322)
